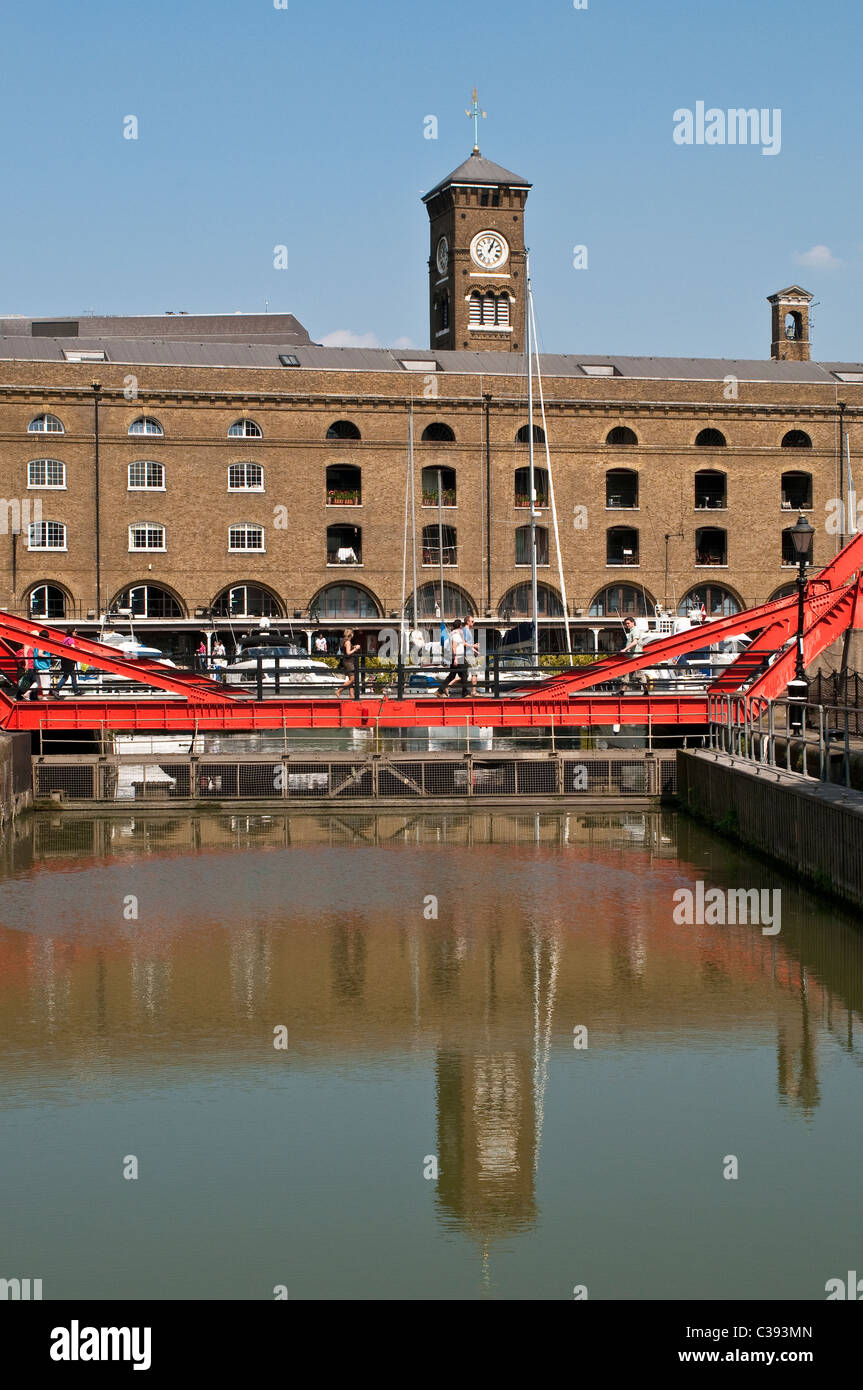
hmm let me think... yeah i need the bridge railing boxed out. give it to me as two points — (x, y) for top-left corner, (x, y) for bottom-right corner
(708, 691), (858, 787)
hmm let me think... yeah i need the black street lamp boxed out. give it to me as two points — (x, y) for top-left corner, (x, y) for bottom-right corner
(787, 513), (815, 730)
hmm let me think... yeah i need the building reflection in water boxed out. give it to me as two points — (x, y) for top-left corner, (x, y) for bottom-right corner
(2, 808), (862, 1268)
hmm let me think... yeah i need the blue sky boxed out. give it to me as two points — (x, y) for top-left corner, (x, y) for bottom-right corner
(0, 0), (859, 359)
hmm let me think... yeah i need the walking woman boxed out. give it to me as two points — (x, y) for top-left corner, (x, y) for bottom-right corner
(336, 628), (360, 697)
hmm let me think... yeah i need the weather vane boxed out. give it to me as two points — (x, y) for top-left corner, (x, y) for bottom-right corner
(465, 88), (486, 154)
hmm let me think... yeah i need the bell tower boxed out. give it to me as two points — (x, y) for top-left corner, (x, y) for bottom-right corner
(768, 285), (813, 361)
(423, 94), (531, 352)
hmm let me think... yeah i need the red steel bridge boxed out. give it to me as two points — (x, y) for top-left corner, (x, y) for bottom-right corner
(2, 533), (861, 735)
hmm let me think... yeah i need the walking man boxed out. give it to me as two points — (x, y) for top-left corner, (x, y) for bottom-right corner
(463, 616), (480, 695)
(55, 629), (80, 696)
(437, 619), (468, 697)
(15, 644), (38, 700)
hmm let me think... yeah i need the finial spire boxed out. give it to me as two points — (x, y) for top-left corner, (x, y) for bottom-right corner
(465, 87), (486, 154)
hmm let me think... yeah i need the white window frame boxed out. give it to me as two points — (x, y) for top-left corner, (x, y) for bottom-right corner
(228, 419), (263, 439)
(228, 462), (264, 492)
(128, 417), (164, 437)
(128, 523), (166, 552)
(28, 520), (67, 551)
(228, 524), (265, 552)
(28, 414), (64, 435)
(128, 460), (166, 491)
(27, 458), (66, 489)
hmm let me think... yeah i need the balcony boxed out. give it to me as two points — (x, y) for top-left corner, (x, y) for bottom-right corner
(326, 489), (361, 506)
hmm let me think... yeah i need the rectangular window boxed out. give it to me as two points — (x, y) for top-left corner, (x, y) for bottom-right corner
(580, 364), (618, 376)
(28, 459), (66, 488)
(228, 463), (264, 491)
(28, 521), (66, 550)
(129, 524), (165, 551)
(62, 349), (107, 362)
(229, 525), (264, 551)
(128, 461), (165, 490)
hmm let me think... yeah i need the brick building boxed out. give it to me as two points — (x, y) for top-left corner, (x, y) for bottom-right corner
(1, 146), (861, 657)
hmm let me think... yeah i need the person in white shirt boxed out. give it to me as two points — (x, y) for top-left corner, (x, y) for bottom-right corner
(437, 620), (468, 696)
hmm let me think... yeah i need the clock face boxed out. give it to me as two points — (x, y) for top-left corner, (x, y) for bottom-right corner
(470, 230), (509, 269)
(436, 236), (449, 275)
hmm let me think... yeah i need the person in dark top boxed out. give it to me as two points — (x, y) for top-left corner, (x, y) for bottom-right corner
(336, 628), (360, 697)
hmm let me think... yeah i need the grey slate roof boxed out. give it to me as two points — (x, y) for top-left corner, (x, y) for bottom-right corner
(0, 334), (861, 382)
(422, 151), (532, 201)
(0, 313), (312, 345)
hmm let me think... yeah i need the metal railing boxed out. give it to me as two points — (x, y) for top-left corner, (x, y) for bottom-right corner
(708, 692), (859, 788)
(32, 749), (679, 805)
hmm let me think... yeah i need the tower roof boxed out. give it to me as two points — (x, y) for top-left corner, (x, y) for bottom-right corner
(422, 151), (531, 202)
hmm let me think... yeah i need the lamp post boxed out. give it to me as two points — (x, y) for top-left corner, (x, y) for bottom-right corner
(787, 513), (815, 733)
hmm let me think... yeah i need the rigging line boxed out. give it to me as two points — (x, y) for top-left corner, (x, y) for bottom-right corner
(400, 403), (411, 656)
(529, 286), (572, 656)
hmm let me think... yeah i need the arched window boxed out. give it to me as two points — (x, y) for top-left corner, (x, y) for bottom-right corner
(326, 463), (361, 505)
(769, 583), (797, 602)
(515, 423), (545, 444)
(781, 471), (812, 510)
(128, 417), (163, 436)
(782, 527), (815, 566)
(515, 525), (549, 566)
(112, 584), (184, 618)
(421, 422), (455, 442)
(27, 459), (66, 488)
(605, 468), (638, 508)
(606, 526), (639, 565)
(695, 427), (726, 447)
(694, 469), (726, 509)
(26, 583), (68, 619)
(228, 463), (264, 492)
(498, 582), (563, 618)
(326, 419), (361, 440)
(327, 524), (362, 564)
(28, 414), (64, 434)
(28, 520), (66, 550)
(589, 584), (653, 618)
(421, 524), (457, 566)
(228, 418), (262, 438)
(695, 527), (727, 566)
(469, 292), (483, 326)
(514, 466), (548, 508)
(421, 466), (456, 506)
(129, 522), (166, 551)
(405, 582), (476, 621)
(211, 584), (282, 618)
(782, 429), (812, 449)
(606, 425), (637, 446)
(678, 585), (740, 618)
(128, 460), (165, 490)
(228, 524), (264, 551)
(310, 583), (382, 620)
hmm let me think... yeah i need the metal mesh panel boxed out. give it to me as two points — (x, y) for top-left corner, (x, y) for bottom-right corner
(159, 764), (192, 798)
(611, 761), (647, 796)
(36, 763), (96, 799)
(471, 762), (517, 796)
(284, 764), (330, 797)
(238, 763), (281, 798)
(379, 762), (424, 797)
(423, 762), (467, 796)
(567, 760), (609, 794)
(196, 764), (239, 797)
(329, 763), (374, 797)
(516, 761), (557, 796)
(659, 757), (677, 796)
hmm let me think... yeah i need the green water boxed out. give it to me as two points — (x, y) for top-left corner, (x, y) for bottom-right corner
(0, 809), (861, 1300)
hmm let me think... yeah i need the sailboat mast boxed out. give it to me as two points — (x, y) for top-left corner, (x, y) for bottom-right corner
(437, 468), (446, 628)
(409, 412), (419, 627)
(526, 254), (539, 657)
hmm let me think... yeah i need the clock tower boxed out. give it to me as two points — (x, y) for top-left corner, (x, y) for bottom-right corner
(423, 118), (531, 352)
